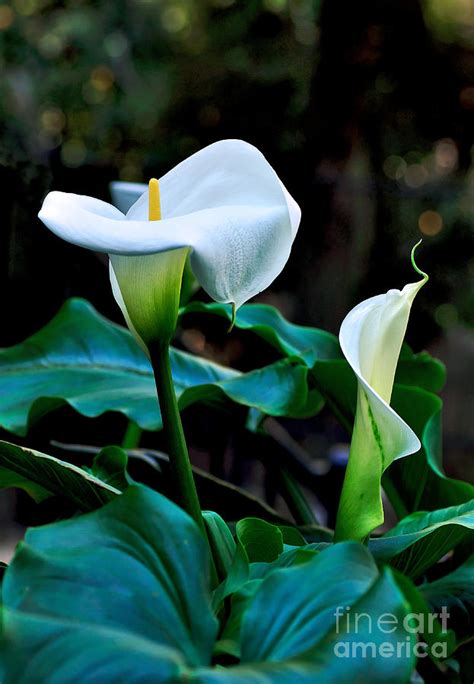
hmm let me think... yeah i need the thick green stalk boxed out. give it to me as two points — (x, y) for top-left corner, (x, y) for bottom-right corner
(149, 342), (206, 537)
(122, 420), (143, 449)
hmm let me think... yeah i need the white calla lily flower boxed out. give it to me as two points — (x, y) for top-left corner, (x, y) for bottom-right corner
(38, 140), (300, 346)
(335, 245), (429, 542)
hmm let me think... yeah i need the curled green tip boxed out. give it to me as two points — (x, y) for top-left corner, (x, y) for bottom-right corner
(227, 302), (236, 333)
(411, 239), (429, 281)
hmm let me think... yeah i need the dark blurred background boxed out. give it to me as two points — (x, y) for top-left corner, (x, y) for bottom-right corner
(0, 0), (473, 544)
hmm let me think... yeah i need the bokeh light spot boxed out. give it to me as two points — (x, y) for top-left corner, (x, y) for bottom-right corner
(40, 107), (66, 134)
(434, 138), (458, 174)
(13, 0), (37, 16)
(264, 0), (287, 12)
(161, 6), (188, 33)
(38, 32), (63, 58)
(82, 82), (107, 104)
(383, 155), (406, 180)
(405, 164), (428, 188)
(104, 32), (128, 59)
(418, 210), (443, 236)
(61, 139), (87, 168)
(90, 65), (115, 92)
(0, 5), (14, 30)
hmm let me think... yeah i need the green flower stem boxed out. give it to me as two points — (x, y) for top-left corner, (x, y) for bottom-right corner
(122, 421), (143, 449)
(150, 341), (219, 588)
(149, 342), (206, 536)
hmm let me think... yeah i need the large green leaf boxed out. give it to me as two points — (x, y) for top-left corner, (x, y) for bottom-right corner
(240, 542), (379, 663)
(236, 518), (284, 563)
(394, 570), (457, 660)
(396, 345), (446, 394)
(87, 444), (132, 491)
(1, 544), (414, 684)
(200, 544), (415, 683)
(421, 555), (474, 649)
(180, 301), (341, 366)
(387, 386), (474, 513)
(215, 579), (262, 661)
(202, 544), (416, 682)
(1, 610), (189, 683)
(203, 511), (236, 582)
(179, 358), (321, 420)
(1, 485), (218, 681)
(1, 492), (419, 683)
(370, 500), (474, 578)
(0, 298), (321, 437)
(0, 440), (119, 509)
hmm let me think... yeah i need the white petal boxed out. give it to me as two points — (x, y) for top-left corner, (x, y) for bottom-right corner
(340, 281), (426, 405)
(109, 181), (147, 214)
(278, 179), (300, 239)
(39, 140), (300, 308)
(126, 139), (294, 221)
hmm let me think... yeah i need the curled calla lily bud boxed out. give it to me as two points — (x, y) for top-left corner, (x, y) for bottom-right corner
(38, 139), (300, 347)
(335, 244), (429, 542)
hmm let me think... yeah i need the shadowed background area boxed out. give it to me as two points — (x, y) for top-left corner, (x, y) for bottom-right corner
(1, 0), (473, 546)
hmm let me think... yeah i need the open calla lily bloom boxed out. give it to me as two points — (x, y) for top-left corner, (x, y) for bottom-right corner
(335, 245), (429, 542)
(39, 139), (300, 346)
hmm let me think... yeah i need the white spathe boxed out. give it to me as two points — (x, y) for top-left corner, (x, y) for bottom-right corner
(39, 140), (301, 311)
(109, 181), (147, 214)
(340, 281), (426, 457)
(335, 264), (428, 542)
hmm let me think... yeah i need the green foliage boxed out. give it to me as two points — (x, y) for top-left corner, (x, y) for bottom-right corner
(1, 487), (422, 683)
(0, 298), (321, 436)
(421, 555), (474, 649)
(181, 301), (341, 366)
(388, 386), (474, 513)
(0, 439), (119, 509)
(236, 518), (284, 563)
(88, 445), (132, 491)
(183, 301), (473, 520)
(203, 511), (236, 581)
(370, 500), (474, 579)
(394, 571), (457, 660)
(0, 438), (288, 525)
(1, 486), (218, 681)
(0, 0), (472, 675)
(1, 471), (472, 681)
(1, 297), (473, 681)
(310, 358), (474, 515)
